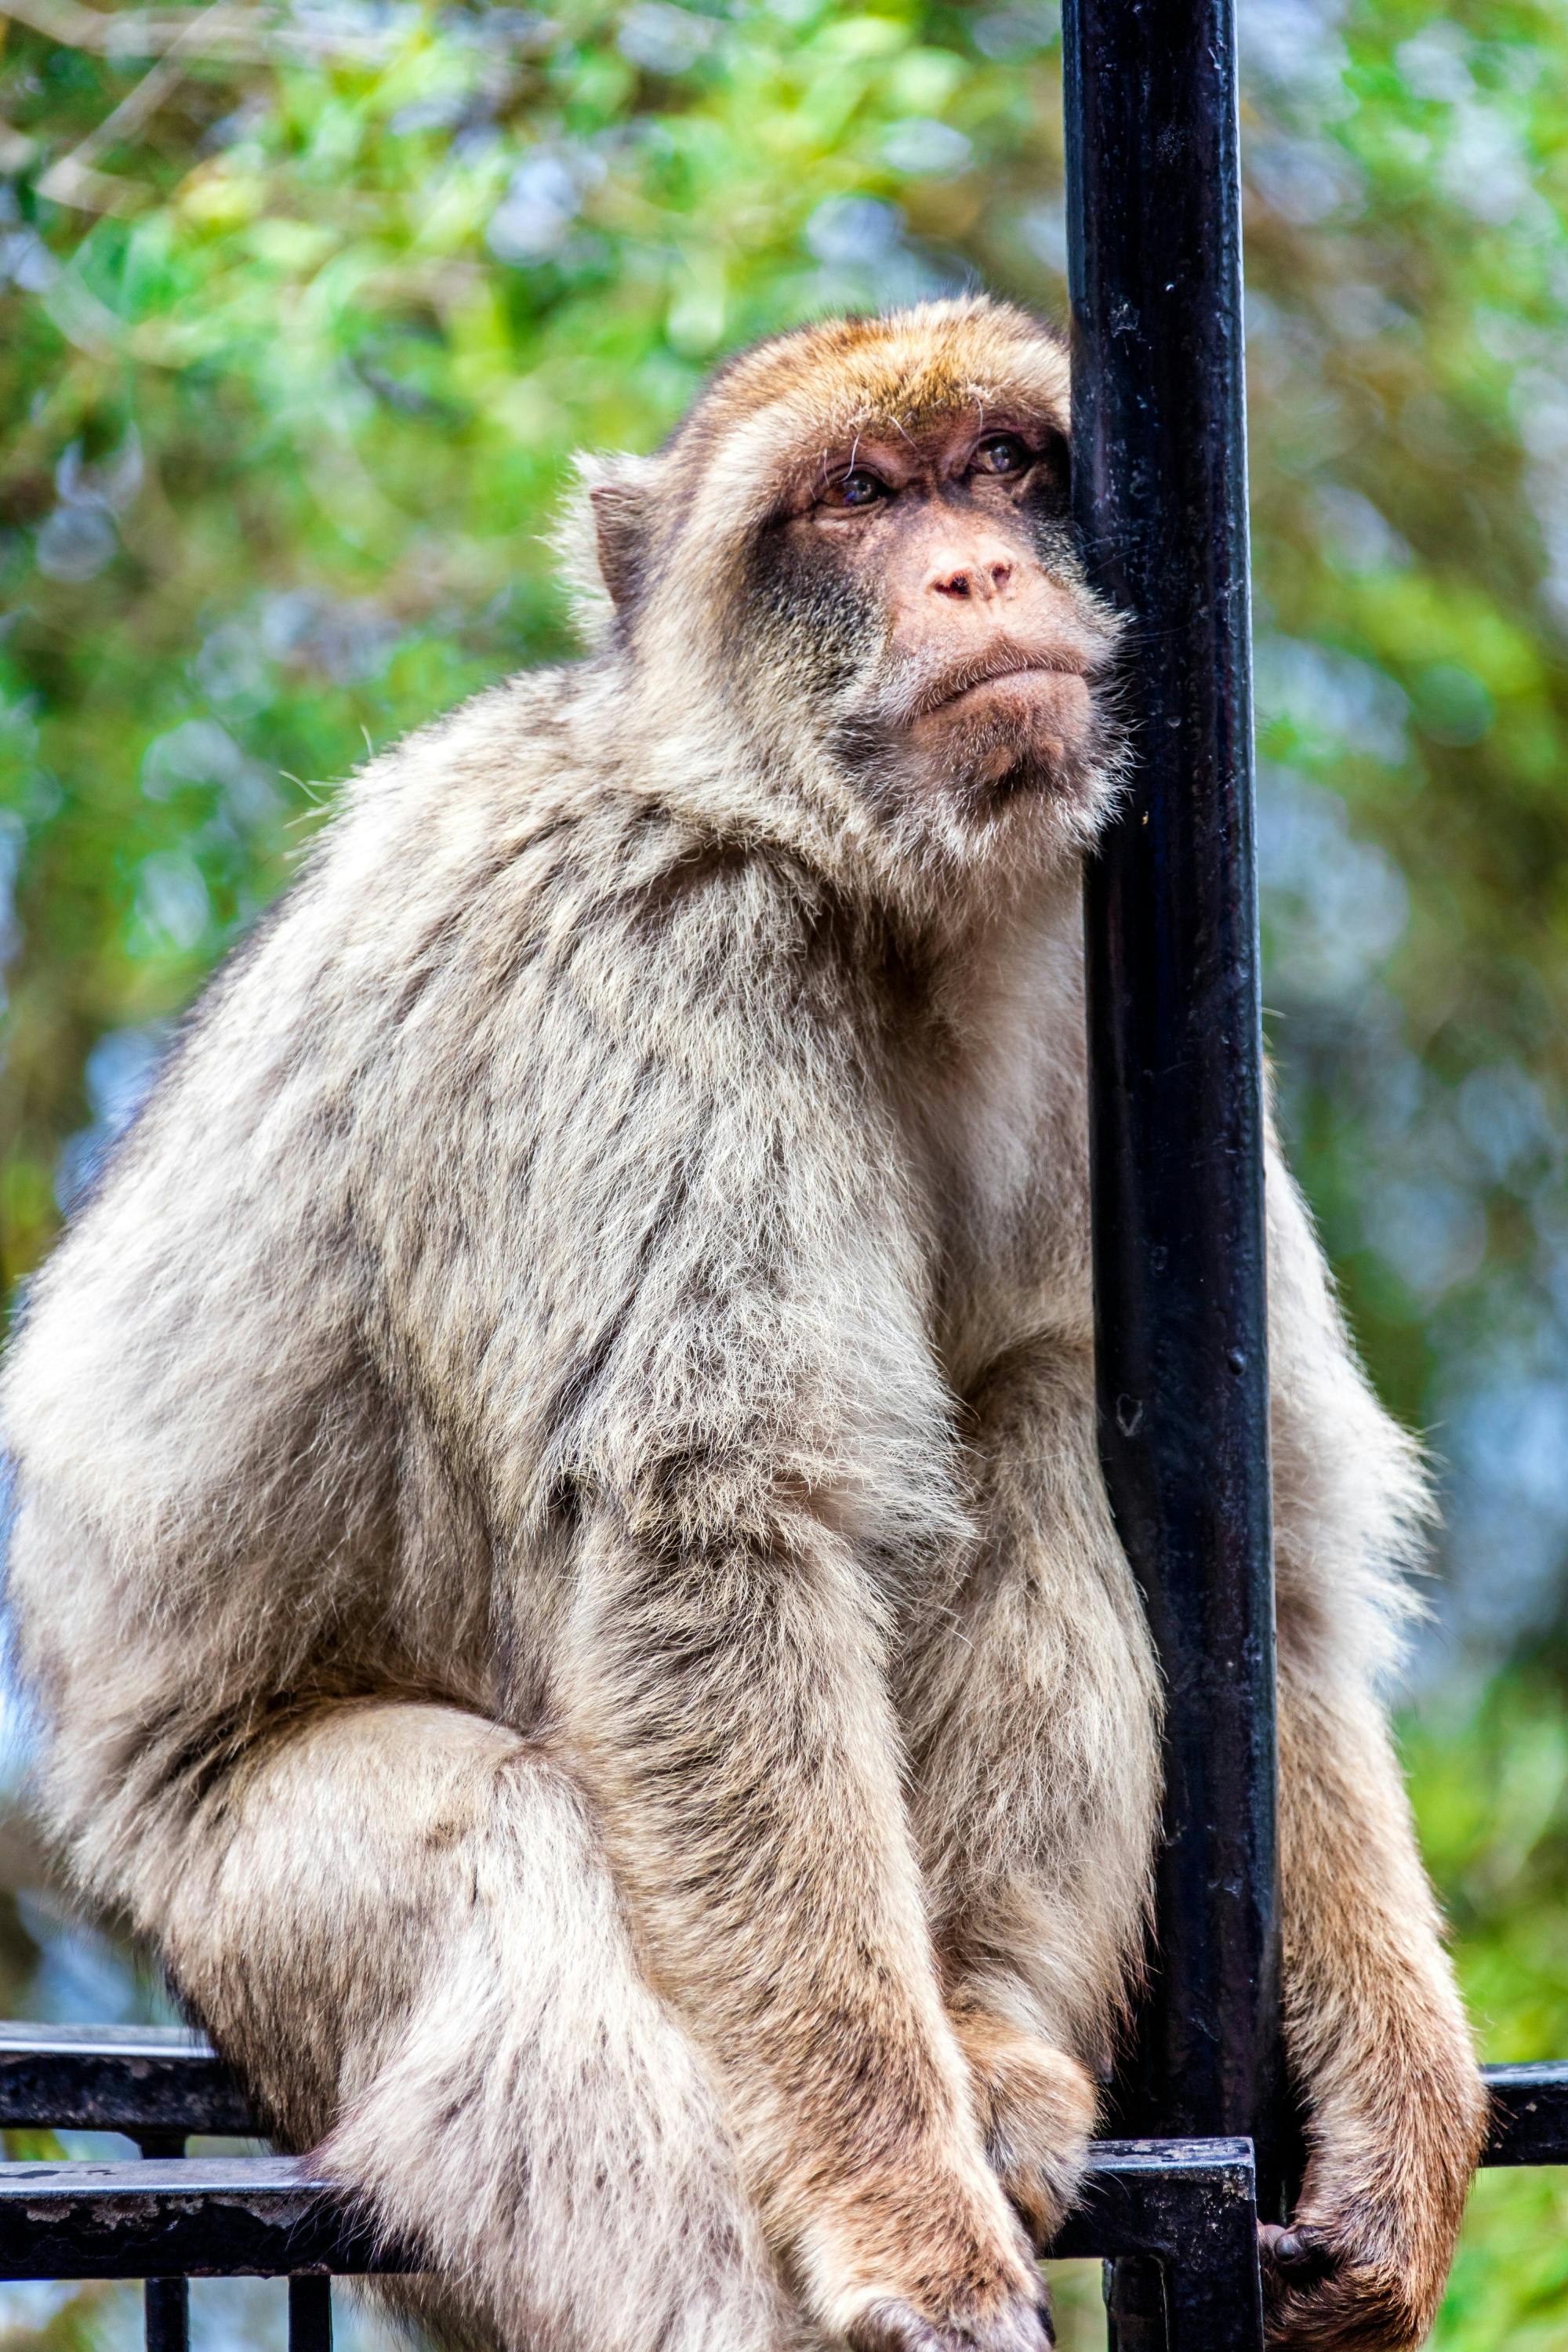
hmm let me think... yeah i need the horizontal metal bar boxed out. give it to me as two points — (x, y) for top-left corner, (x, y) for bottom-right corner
(0, 2075), (1559, 2298)
(0, 2140), (1253, 2281)
(1480, 2063), (1568, 2166)
(0, 2031), (1562, 2191)
(0, 2159), (383, 2278)
(1050, 2136), (1255, 2261)
(0, 2025), (252, 2136)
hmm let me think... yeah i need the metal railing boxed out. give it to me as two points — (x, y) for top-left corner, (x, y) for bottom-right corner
(0, 2027), (1561, 2350)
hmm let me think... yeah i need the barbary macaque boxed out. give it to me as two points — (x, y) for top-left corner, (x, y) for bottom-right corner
(2, 299), (1485, 2352)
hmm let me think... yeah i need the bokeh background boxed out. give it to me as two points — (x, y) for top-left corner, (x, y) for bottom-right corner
(1, 0), (1566, 2345)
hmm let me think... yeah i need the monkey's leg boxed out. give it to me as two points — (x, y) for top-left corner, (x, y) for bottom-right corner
(151, 1698), (804, 2352)
(898, 1340), (1163, 2241)
(1259, 1670), (1486, 2352)
(554, 1497), (1051, 2352)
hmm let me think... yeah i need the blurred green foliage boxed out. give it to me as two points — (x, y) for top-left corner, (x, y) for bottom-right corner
(2, 1), (1567, 2347)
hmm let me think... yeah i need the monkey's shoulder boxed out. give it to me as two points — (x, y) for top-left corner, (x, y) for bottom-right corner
(300, 679), (870, 1018)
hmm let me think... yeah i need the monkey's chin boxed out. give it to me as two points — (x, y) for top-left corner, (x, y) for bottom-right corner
(913, 715), (1104, 826)
(904, 672), (1099, 811)
(829, 677), (1117, 867)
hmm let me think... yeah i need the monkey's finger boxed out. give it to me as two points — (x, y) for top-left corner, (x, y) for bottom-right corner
(1259, 2220), (1338, 2283)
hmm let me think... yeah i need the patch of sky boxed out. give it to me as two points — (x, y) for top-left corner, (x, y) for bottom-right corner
(0, 226), (56, 294)
(1317, 281), (1410, 343)
(1254, 633), (1411, 762)
(880, 119), (972, 178)
(971, 5), (1060, 61)
(142, 719), (281, 830)
(287, 0), (416, 48)
(193, 619), (276, 716)
(617, 4), (715, 77)
(1248, 132), (1363, 226)
(201, 95), (272, 154)
(1436, 1347), (1568, 1661)
(1237, 0), (1348, 102)
(259, 590), (397, 684)
(18, 1893), (161, 2027)
(0, 807), (24, 972)
(179, 2275), (404, 2352)
(1458, 1065), (1560, 1197)
(1018, 201), (1068, 275)
(1257, 766), (1410, 1004)
(1508, 365), (1568, 627)
(53, 1025), (168, 1218)
(487, 145), (607, 265)
(0, 2284), (87, 2336)
(1363, 1172), (1489, 1305)
(1312, 485), (1414, 574)
(1438, 103), (1541, 230)
(804, 195), (905, 268)
(133, 851), (212, 959)
(389, 90), (479, 136)
(33, 430), (143, 586)
(803, 195), (961, 308)
(1395, 21), (1475, 103)
(34, 506), (117, 586)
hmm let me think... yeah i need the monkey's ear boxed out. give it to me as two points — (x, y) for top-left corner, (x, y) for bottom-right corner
(557, 451), (664, 640)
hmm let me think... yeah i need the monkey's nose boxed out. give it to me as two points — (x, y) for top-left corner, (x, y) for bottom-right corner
(927, 548), (1017, 601)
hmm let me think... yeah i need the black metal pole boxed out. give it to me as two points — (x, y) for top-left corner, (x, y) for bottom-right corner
(135, 2132), (189, 2352)
(1061, 0), (1282, 2319)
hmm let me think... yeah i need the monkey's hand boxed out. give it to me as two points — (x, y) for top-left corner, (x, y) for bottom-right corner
(1259, 2060), (1488, 2349)
(949, 2005), (1098, 2246)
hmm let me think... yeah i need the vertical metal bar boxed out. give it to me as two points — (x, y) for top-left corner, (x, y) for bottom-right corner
(136, 2132), (190, 2352)
(1062, 0), (1282, 2223)
(1104, 2255), (1166, 2352)
(289, 2274), (333, 2352)
(1148, 2172), (1266, 2352)
(144, 2276), (191, 2352)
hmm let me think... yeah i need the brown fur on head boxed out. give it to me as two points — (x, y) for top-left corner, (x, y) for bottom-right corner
(562, 298), (1123, 892)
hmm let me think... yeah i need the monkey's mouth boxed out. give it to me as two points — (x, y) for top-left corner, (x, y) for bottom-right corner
(919, 652), (1093, 720)
(928, 665), (1093, 732)
(829, 645), (1112, 803)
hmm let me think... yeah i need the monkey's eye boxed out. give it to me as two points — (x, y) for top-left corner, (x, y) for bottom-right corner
(822, 469), (888, 511)
(971, 434), (1033, 477)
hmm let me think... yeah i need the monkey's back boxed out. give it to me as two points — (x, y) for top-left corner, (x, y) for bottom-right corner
(2, 665), (949, 1931)
(1, 673), (682, 1910)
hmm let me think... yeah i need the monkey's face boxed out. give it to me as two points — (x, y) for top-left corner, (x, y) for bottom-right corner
(577, 300), (1123, 876)
(769, 406), (1117, 829)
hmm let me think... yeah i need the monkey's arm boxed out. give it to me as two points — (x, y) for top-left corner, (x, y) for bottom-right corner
(368, 866), (1048, 2352)
(898, 1338), (1160, 2237)
(1262, 1142), (1486, 2350)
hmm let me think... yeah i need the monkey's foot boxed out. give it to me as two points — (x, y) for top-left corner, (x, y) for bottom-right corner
(1259, 2076), (1485, 2350)
(949, 2007), (1097, 2243)
(1261, 2216), (1431, 2350)
(846, 2289), (1054, 2352)
(807, 2146), (1054, 2352)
